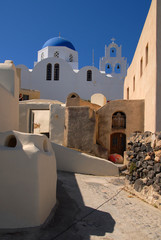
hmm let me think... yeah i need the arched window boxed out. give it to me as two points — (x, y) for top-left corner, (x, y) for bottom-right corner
(87, 70), (92, 81)
(105, 63), (112, 74)
(54, 63), (59, 80)
(112, 112), (126, 129)
(110, 47), (116, 57)
(115, 63), (121, 73)
(46, 63), (52, 80)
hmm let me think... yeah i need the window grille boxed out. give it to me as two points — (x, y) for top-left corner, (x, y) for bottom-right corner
(46, 63), (52, 80)
(54, 63), (59, 80)
(112, 112), (126, 129)
(87, 70), (92, 81)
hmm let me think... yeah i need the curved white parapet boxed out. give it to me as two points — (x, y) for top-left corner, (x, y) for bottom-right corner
(51, 142), (119, 176)
(91, 93), (107, 107)
(0, 131), (57, 229)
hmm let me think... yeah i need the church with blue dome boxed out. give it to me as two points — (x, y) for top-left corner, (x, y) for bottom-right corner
(17, 36), (127, 102)
(36, 36), (78, 70)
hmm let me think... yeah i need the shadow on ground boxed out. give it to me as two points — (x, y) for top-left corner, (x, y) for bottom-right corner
(0, 171), (115, 240)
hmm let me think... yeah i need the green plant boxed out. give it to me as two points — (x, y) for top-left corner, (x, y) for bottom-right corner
(129, 162), (136, 174)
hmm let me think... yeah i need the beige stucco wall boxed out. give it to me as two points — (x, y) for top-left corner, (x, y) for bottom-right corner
(0, 61), (19, 132)
(156, 0), (161, 131)
(97, 100), (144, 152)
(66, 92), (101, 111)
(124, 0), (157, 132)
(52, 142), (119, 176)
(0, 131), (57, 229)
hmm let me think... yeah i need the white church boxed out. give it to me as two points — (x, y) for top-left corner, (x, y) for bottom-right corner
(17, 36), (127, 102)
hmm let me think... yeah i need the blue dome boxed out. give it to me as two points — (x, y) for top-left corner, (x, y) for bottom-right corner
(42, 37), (75, 50)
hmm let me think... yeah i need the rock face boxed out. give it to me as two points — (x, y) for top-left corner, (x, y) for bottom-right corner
(126, 132), (161, 196)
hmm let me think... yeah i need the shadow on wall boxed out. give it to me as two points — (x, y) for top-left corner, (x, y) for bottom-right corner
(0, 172), (115, 239)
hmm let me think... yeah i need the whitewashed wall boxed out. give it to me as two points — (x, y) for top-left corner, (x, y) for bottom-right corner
(0, 61), (19, 132)
(0, 131), (57, 228)
(37, 46), (78, 70)
(17, 58), (124, 103)
(52, 142), (119, 176)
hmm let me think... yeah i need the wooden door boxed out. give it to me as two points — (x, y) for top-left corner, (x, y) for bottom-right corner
(110, 133), (126, 156)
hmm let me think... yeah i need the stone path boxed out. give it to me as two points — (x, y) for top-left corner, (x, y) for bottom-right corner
(0, 171), (161, 240)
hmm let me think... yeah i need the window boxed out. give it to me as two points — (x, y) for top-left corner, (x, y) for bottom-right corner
(127, 87), (129, 99)
(105, 63), (112, 74)
(133, 76), (135, 92)
(54, 63), (59, 80)
(140, 58), (143, 77)
(46, 63), (52, 80)
(69, 54), (73, 62)
(87, 70), (92, 81)
(110, 47), (116, 57)
(112, 112), (126, 129)
(115, 63), (121, 73)
(54, 51), (59, 58)
(146, 43), (148, 66)
(23, 94), (29, 100)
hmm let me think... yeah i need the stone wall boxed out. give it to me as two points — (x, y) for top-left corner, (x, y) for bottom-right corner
(64, 106), (97, 153)
(64, 106), (108, 159)
(125, 131), (161, 209)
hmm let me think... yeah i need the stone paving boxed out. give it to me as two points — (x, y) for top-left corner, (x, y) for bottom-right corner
(0, 171), (161, 240)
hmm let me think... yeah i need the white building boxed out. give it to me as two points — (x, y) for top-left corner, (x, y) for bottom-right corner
(17, 37), (127, 102)
(0, 60), (19, 132)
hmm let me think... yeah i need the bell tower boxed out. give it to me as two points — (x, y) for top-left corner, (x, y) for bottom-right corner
(99, 39), (127, 81)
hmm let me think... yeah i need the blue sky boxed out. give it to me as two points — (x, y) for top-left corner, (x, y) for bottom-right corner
(0, 0), (151, 69)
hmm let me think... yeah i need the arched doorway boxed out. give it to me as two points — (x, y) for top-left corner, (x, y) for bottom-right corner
(110, 133), (126, 156)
